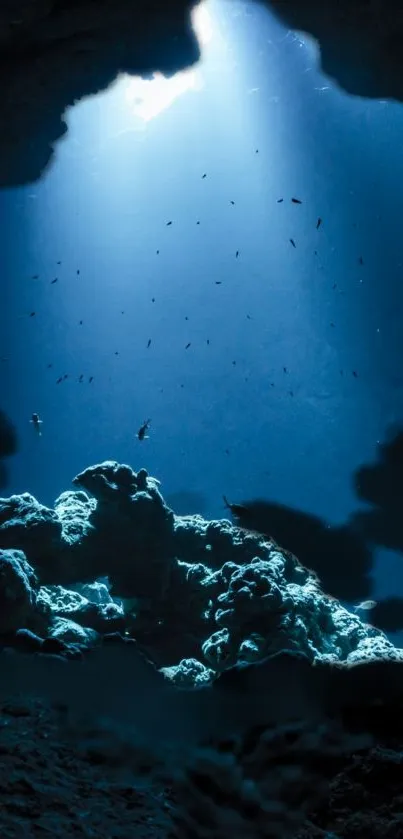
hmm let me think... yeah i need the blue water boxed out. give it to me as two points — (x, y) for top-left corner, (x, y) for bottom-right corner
(2, 1), (403, 635)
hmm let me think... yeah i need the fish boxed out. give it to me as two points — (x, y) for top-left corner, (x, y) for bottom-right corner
(185, 343), (191, 349)
(236, 251), (239, 258)
(222, 495), (249, 518)
(291, 198), (302, 204)
(166, 221), (172, 226)
(353, 600), (377, 612)
(30, 413), (43, 436)
(289, 239), (296, 248)
(137, 419), (151, 441)
(51, 278), (58, 284)
(316, 218), (322, 230)
(202, 173), (207, 179)
(147, 339), (151, 348)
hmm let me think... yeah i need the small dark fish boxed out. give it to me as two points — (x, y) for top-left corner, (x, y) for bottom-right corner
(230, 200), (235, 205)
(30, 311), (36, 317)
(289, 390), (294, 397)
(77, 270), (80, 275)
(51, 278), (58, 284)
(246, 315), (251, 319)
(47, 364), (53, 368)
(202, 173), (207, 179)
(185, 343), (191, 349)
(121, 311), (125, 314)
(316, 218), (322, 230)
(332, 283), (337, 290)
(291, 198), (302, 204)
(56, 377), (63, 384)
(215, 281), (222, 285)
(255, 149), (259, 153)
(196, 221), (200, 225)
(223, 495), (248, 517)
(89, 376), (94, 383)
(114, 351), (119, 356)
(79, 374), (84, 382)
(236, 251), (239, 258)
(330, 322), (335, 328)
(79, 320), (83, 325)
(147, 339), (151, 348)
(137, 418), (151, 441)
(151, 298), (155, 303)
(352, 370), (358, 378)
(57, 261), (61, 265)
(32, 275), (39, 279)
(166, 221), (172, 226)
(232, 361), (236, 366)
(277, 199), (283, 203)
(283, 366), (288, 373)
(358, 256), (364, 265)
(156, 250), (160, 254)
(63, 374), (68, 380)
(289, 239), (296, 248)
(207, 339), (210, 344)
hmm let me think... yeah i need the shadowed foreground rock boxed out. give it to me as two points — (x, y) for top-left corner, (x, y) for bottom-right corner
(1, 460), (403, 837)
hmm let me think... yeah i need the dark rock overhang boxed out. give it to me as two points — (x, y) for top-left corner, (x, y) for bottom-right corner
(0, 0), (402, 188)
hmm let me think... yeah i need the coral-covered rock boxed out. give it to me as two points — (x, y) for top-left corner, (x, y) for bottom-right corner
(72, 462), (176, 600)
(46, 616), (99, 648)
(0, 494), (62, 573)
(0, 549), (38, 633)
(38, 585), (126, 636)
(0, 461), (402, 685)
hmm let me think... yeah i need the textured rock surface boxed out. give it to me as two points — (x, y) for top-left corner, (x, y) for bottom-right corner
(0, 668), (402, 839)
(0, 1), (402, 187)
(0, 461), (402, 681)
(0, 548), (38, 633)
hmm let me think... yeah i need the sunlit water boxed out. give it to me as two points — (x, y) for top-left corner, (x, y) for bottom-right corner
(2, 0), (403, 642)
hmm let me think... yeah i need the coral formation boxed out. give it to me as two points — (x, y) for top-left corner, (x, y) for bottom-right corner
(0, 460), (401, 682)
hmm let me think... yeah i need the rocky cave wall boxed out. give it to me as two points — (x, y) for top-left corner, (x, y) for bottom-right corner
(0, 0), (402, 187)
